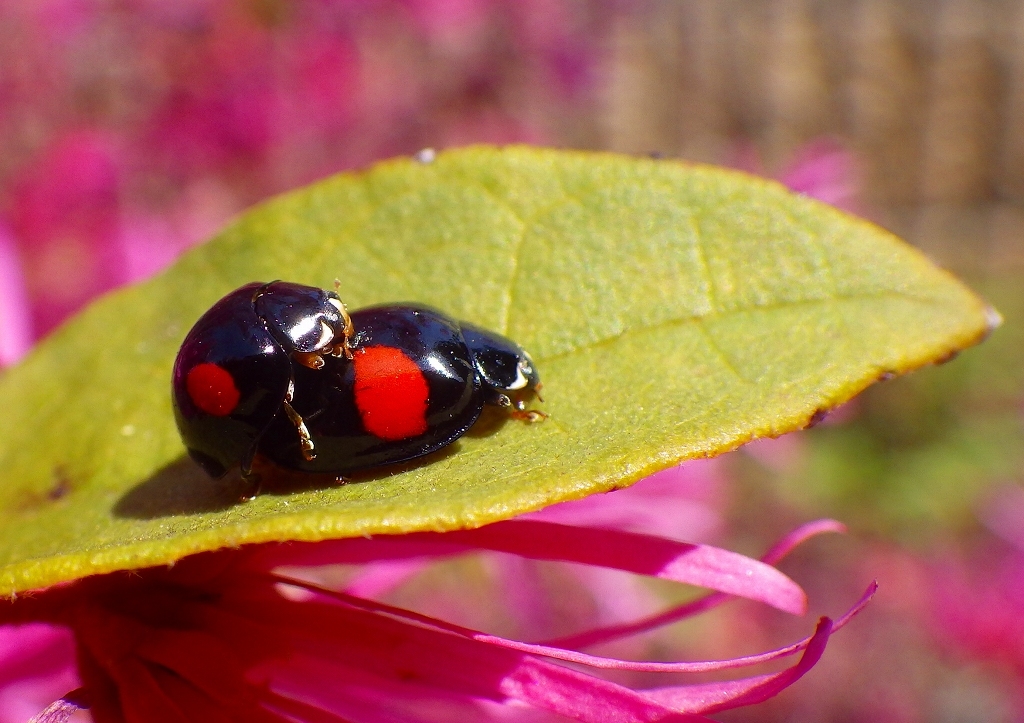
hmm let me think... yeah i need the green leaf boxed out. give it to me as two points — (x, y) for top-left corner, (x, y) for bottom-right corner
(0, 146), (995, 595)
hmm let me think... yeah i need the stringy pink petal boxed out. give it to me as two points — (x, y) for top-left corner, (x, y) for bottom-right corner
(255, 521), (806, 615)
(265, 654), (615, 723)
(561, 518), (848, 651)
(249, 574), (872, 722)
(643, 618), (832, 714)
(8, 520), (870, 722)
(232, 588), (716, 723)
(544, 520), (846, 649)
(268, 576), (875, 675)
(457, 522), (806, 614)
(496, 656), (714, 723)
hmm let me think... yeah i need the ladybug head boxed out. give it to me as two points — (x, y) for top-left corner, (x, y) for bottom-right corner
(460, 322), (541, 395)
(253, 281), (351, 355)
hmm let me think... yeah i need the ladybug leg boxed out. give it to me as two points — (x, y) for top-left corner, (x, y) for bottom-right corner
(239, 469), (262, 501)
(488, 391), (547, 423)
(510, 398), (548, 423)
(282, 400), (317, 461)
(293, 351), (326, 370)
(238, 446), (263, 500)
(281, 378), (317, 460)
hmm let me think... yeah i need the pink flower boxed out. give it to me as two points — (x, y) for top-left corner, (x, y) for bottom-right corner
(928, 485), (1024, 677)
(0, 223), (32, 367)
(336, 461), (725, 646)
(0, 624), (79, 723)
(6, 518), (872, 723)
(6, 131), (124, 337)
(729, 137), (861, 214)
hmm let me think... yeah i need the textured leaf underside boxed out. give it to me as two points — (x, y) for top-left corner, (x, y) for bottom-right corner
(0, 146), (994, 594)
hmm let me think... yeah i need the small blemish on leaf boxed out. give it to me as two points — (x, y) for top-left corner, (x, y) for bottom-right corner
(11, 468), (74, 511)
(805, 408), (830, 428)
(47, 474), (72, 501)
(933, 349), (960, 366)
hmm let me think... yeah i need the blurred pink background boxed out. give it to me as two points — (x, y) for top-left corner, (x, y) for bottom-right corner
(2, 1), (1023, 721)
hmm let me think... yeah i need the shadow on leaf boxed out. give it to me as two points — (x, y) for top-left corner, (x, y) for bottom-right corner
(113, 441), (466, 520)
(113, 457), (246, 519)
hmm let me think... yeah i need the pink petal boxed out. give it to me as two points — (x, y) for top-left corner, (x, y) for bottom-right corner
(761, 519), (848, 565)
(979, 484), (1024, 551)
(250, 576), (870, 722)
(643, 617), (832, 714)
(257, 520), (807, 615)
(498, 656), (714, 723)
(0, 624), (79, 723)
(264, 654), (565, 723)
(0, 224), (32, 366)
(526, 460), (725, 543)
(343, 557), (435, 599)
(232, 589), (716, 723)
(268, 576), (875, 675)
(483, 553), (559, 637)
(779, 138), (860, 212)
(544, 519), (846, 649)
(461, 522), (805, 614)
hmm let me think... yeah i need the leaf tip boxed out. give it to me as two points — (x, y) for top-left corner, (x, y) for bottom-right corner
(984, 305), (1003, 335)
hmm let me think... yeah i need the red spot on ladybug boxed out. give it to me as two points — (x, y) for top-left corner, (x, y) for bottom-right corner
(186, 362), (241, 417)
(352, 346), (429, 441)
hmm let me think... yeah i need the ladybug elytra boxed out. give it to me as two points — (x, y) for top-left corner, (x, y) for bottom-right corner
(172, 282), (542, 488)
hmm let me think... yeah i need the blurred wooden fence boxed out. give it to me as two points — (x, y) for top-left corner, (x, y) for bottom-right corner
(589, 0), (1024, 272)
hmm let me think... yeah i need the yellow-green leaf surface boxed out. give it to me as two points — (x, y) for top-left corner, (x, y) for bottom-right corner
(0, 146), (995, 595)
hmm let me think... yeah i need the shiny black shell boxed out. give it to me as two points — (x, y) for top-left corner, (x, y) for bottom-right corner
(172, 281), (347, 477)
(172, 283), (540, 480)
(258, 304), (538, 474)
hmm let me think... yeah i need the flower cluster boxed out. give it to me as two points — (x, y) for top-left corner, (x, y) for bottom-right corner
(0, 0), (595, 349)
(5, 508), (871, 723)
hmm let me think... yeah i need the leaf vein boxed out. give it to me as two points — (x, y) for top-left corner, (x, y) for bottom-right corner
(464, 178), (574, 335)
(537, 289), (946, 363)
(695, 319), (749, 382)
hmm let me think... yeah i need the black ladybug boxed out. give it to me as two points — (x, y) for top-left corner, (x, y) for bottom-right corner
(171, 282), (542, 486)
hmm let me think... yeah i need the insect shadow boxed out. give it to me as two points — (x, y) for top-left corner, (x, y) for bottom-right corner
(113, 441), (466, 520)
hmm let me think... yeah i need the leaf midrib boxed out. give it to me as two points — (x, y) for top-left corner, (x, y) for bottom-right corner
(534, 289), (951, 365)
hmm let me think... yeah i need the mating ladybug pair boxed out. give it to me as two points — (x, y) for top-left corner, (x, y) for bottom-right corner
(172, 281), (542, 487)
